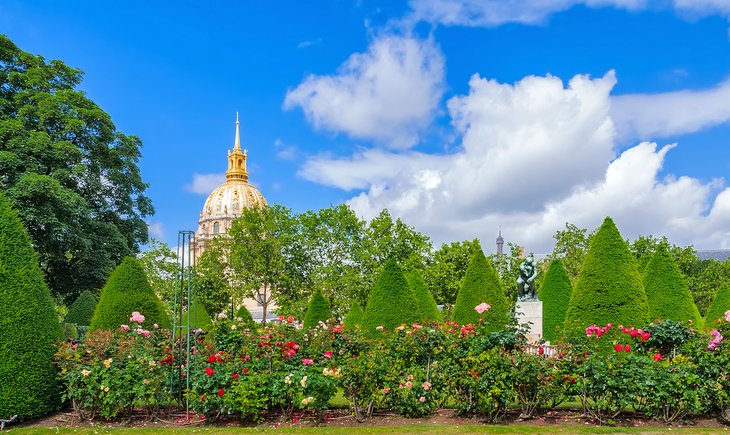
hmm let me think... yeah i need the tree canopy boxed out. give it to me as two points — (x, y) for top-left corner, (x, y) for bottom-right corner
(0, 34), (153, 302)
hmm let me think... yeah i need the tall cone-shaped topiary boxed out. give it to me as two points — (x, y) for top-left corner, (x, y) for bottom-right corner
(303, 288), (332, 329)
(706, 283), (730, 328)
(362, 258), (421, 333)
(64, 290), (97, 326)
(0, 194), (63, 420)
(174, 299), (213, 338)
(343, 301), (364, 330)
(643, 246), (701, 325)
(564, 217), (648, 335)
(236, 305), (257, 329)
(90, 257), (170, 330)
(538, 258), (573, 342)
(407, 269), (442, 323)
(452, 247), (510, 332)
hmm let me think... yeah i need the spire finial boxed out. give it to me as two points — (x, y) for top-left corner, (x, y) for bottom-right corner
(234, 112), (241, 151)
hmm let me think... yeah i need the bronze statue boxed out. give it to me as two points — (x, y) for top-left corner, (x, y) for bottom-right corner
(517, 254), (538, 301)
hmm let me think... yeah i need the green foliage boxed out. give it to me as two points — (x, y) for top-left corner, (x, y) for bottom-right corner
(687, 259), (730, 317)
(362, 258), (421, 333)
(706, 283), (730, 327)
(564, 217), (649, 335)
(642, 246), (701, 325)
(0, 35), (153, 302)
(0, 193), (63, 419)
(451, 248), (509, 331)
(64, 290), (97, 326)
(137, 239), (178, 309)
(423, 239), (481, 306)
(174, 300), (213, 338)
(61, 322), (79, 340)
(407, 269), (442, 323)
(343, 301), (363, 330)
(303, 288), (332, 329)
(236, 305), (257, 328)
(90, 257), (170, 330)
(547, 223), (595, 282)
(196, 239), (234, 316)
(538, 258), (573, 342)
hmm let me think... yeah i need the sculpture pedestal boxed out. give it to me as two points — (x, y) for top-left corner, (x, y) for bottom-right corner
(515, 300), (543, 344)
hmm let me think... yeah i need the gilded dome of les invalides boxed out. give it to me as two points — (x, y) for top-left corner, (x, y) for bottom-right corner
(195, 115), (267, 254)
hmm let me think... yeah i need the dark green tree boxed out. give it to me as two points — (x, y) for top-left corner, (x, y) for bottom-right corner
(302, 288), (332, 329)
(64, 289), (97, 326)
(0, 35), (153, 302)
(362, 258), (421, 333)
(343, 301), (364, 330)
(423, 239), (481, 307)
(451, 247), (510, 331)
(0, 193), (62, 419)
(538, 259), (573, 342)
(564, 217), (649, 335)
(90, 257), (170, 330)
(547, 223), (595, 282)
(407, 269), (442, 323)
(705, 283), (730, 327)
(642, 246), (701, 325)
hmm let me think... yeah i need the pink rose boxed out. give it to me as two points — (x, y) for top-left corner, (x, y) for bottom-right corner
(405, 381), (412, 388)
(419, 396), (426, 403)
(725, 310), (730, 322)
(382, 388), (390, 394)
(475, 302), (491, 314)
(324, 351), (333, 358)
(302, 358), (314, 365)
(130, 311), (145, 323)
(120, 324), (130, 331)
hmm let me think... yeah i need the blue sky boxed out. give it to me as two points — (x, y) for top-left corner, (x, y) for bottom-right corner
(3, 0), (730, 252)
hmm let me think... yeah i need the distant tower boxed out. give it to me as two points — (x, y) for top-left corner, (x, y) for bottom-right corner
(496, 227), (504, 258)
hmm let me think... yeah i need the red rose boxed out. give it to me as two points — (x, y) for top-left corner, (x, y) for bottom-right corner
(641, 331), (651, 341)
(208, 355), (216, 363)
(630, 329), (639, 338)
(653, 353), (663, 361)
(232, 373), (239, 380)
(217, 388), (225, 397)
(201, 394), (206, 402)
(243, 367), (249, 374)
(287, 316), (294, 323)
(538, 346), (545, 355)
(614, 343), (623, 352)
(623, 344), (631, 352)
(279, 315), (285, 321)
(205, 367), (215, 376)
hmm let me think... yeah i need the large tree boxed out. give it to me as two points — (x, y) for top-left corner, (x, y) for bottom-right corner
(0, 35), (153, 302)
(423, 238), (481, 308)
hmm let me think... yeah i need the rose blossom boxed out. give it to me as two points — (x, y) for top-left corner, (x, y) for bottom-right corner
(302, 358), (314, 365)
(653, 353), (663, 361)
(324, 351), (333, 359)
(405, 381), (412, 388)
(613, 343), (623, 352)
(725, 310), (730, 322)
(383, 388), (390, 394)
(120, 324), (130, 331)
(205, 367), (215, 376)
(217, 388), (225, 397)
(419, 396), (426, 403)
(475, 302), (491, 314)
(130, 311), (145, 323)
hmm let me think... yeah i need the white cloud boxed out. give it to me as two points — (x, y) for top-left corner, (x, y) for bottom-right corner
(185, 173), (225, 195)
(302, 72), (730, 252)
(147, 221), (165, 239)
(612, 77), (730, 141)
(284, 34), (445, 148)
(408, 0), (647, 27)
(274, 138), (298, 161)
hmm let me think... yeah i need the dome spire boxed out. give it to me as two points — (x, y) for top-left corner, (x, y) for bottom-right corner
(226, 113), (249, 182)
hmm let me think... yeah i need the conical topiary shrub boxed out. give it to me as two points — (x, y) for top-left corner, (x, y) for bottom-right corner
(174, 300), (213, 338)
(0, 194), (63, 420)
(90, 257), (170, 330)
(64, 290), (97, 326)
(362, 258), (421, 333)
(303, 288), (332, 329)
(407, 269), (442, 323)
(451, 247), (510, 332)
(343, 301), (364, 330)
(236, 305), (257, 328)
(643, 246), (701, 325)
(538, 258), (573, 342)
(706, 283), (730, 328)
(564, 217), (649, 335)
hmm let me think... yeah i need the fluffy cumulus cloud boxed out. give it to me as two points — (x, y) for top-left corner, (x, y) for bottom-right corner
(185, 173), (225, 195)
(612, 77), (730, 141)
(284, 35), (445, 148)
(302, 72), (730, 252)
(407, 0), (647, 27)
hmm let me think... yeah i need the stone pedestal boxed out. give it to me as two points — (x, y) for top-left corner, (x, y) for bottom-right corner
(515, 300), (543, 344)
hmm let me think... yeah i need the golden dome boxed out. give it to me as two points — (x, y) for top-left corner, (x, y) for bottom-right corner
(196, 114), (267, 246)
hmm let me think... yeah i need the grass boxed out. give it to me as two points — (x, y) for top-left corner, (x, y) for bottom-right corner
(7, 427), (730, 435)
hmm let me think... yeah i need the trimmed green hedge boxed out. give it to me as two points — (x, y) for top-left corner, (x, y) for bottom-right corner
(706, 283), (730, 328)
(643, 246), (701, 325)
(90, 257), (170, 331)
(343, 301), (363, 330)
(451, 247), (509, 332)
(407, 269), (442, 323)
(0, 193), (62, 420)
(236, 305), (258, 328)
(538, 258), (573, 342)
(303, 288), (332, 329)
(362, 258), (421, 333)
(564, 217), (649, 336)
(64, 290), (97, 326)
(174, 300), (213, 338)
